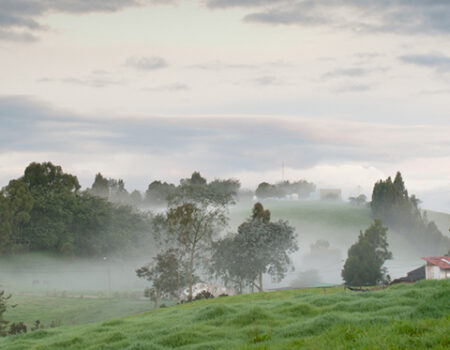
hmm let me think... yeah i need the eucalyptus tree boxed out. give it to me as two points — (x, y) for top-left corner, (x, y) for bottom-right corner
(212, 203), (298, 293)
(155, 172), (239, 300)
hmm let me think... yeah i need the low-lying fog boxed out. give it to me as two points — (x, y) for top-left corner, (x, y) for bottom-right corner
(1, 199), (448, 295)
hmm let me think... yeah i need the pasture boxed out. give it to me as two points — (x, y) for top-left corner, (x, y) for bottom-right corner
(0, 279), (448, 349)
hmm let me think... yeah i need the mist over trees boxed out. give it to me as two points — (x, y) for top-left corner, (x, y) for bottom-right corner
(152, 171), (239, 300)
(371, 172), (449, 255)
(211, 203), (298, 293)
(0, 162), (152, 256)
(342, 220), (392, 286)
(255, 180), (316, 200)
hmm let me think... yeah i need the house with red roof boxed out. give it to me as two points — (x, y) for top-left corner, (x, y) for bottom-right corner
(421, 257), (450, 280)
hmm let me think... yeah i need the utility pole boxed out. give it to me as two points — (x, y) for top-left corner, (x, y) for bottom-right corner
(103, 256), (111, 299)
(282, 161), (285, 182)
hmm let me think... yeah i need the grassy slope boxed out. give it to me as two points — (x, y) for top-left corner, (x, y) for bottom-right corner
(0, 280), (448, 350)
(4, 295), (155, 329)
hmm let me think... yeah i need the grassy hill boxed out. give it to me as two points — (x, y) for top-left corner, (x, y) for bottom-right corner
(0, 280), (448, 349)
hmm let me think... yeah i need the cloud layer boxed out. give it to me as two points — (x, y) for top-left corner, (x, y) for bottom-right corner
(1, 95), (449, 211)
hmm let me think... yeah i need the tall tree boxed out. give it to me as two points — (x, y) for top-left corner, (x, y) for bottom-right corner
(0, 180), (34, 252)
(212, 203), (297, 292)
(370, 171), (449, 255)
(91, 173), (109, 198)
(157, 172), (236, 300)
(342, 220), (392, 286)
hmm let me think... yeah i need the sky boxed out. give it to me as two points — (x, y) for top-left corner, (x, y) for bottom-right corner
(1, 0), (449, 211)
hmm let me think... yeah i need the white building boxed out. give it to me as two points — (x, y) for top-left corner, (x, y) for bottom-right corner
(421, 257), (450, 280)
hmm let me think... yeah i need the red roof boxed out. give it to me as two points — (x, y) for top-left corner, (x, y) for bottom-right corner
(421, 256), (450, 270)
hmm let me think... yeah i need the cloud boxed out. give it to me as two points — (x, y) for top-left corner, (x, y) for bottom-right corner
(240, 0), (450, 35)
(187, 61), (256, 70)
(1, 95), (449, 211)
(251, 75), (286, 86)
(38, 70), (126, 88)
(143, 83), (189, 92)
(205, 0), (279, 9)
(333, 83), (373, 93)
(323, 68), (370, 79)
(400, 53), (450, 73)
(125, 56), (169, 71)
(0, 0), (169, 42)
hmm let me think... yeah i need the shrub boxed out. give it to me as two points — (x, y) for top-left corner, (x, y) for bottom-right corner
(9, 322), (27, 335)
(194, 291), (215, 300)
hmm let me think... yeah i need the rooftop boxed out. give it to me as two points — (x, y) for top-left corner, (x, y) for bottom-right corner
(421, 256), (450, 270)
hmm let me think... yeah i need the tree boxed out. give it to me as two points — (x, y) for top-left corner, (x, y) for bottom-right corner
(370, 171), (449, 255)
(136, 249), (187, 309)
(255, 182), (276, 199)
(0, 290), (11, 336)
(91, 173), (109, 198)
(165, 202), (227, 300)
(212, 203), (297, 292)
(156, 172), (236, 300)
(23, 162), (80, 192)
(342, 220), (392, 286)
(145, 180), (176, 205)
(0, 162), (153, 256)
(0, 180), (34, 252)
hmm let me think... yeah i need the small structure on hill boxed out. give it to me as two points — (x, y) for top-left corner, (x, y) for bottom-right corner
(319, 189), (342, 201)
(390, 265), (425, 284)
(421, 257), (450, 280)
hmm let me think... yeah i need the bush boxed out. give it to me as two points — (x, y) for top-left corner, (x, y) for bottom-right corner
(194, 291), (215, 300)
(9, 322), (27, 335)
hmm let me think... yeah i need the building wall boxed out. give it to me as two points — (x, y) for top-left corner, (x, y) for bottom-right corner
(425, 263), (449, 280)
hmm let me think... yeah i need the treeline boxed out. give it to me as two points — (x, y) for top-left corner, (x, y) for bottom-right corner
(0, 162), (151, 256)
(89, 171), (241, 208)
(0, 164), (241, 257)
(371, 172), (449, 255)
(255, 180), (316, 199)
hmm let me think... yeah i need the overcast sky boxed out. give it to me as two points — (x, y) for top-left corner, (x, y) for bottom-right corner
(1, 0), (449, 211)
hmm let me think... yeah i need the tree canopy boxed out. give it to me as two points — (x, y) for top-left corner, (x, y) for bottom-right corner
(371, 171), (449, 255)
(211, 203), (297, 292)
(255, 180), (315, 199)
(136, 248), (187, 309)
(342, 220), (392, 286)
(0, 162), (153, 256)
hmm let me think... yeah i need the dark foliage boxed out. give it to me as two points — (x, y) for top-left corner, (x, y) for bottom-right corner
(255, 180), (315, 199)
(371, 171), (449, 255)
(211, 203), (298, 292)
(0, 162), (153, 256)
(194, 290), (214, 300)
(342, 220), (392, 286)
(8, 322), (27, 335)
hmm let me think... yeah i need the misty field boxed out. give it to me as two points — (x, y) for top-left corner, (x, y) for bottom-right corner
(0, 279), (448, 349)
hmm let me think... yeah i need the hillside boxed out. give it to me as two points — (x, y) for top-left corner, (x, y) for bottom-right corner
(1, 280), (448, 349)
(230, 200), (450, 285)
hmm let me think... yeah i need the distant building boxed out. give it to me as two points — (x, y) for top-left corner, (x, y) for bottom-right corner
(319, 189), (342, 201)
(421, 257), (450, 280)
(390, 265), (425, 284)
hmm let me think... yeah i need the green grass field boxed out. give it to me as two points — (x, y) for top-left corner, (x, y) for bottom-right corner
(0, 280), (448, 349)
(4, 294), (155, 329)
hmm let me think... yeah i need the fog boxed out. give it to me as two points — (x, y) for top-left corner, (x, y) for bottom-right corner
(0, 198), (448, 296)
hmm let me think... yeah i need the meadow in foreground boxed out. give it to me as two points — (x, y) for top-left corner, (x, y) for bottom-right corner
(0, 279), (448, 350)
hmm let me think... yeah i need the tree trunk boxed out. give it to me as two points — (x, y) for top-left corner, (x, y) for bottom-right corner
(188, 246), (195, 301)
(258, 272), (263, 292)
(154, 288), (161, 309)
